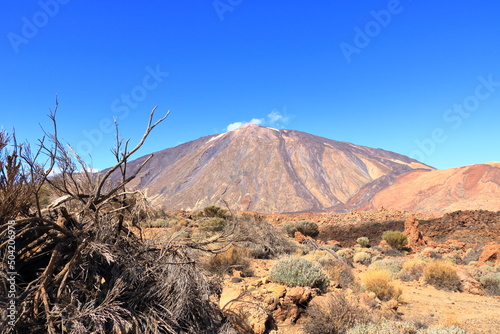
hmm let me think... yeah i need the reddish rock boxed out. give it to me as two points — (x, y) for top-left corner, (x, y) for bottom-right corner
(478, 243), (500, 265)
(404, 216), (426, 248)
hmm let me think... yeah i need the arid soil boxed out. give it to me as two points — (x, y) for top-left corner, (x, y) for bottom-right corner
(140, 209), (500, 334)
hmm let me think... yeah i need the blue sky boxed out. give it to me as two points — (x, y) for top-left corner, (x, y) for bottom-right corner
(1, 1), (499, 170)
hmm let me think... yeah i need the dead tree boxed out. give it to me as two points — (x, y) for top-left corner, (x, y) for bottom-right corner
(0, 100), (225, 334)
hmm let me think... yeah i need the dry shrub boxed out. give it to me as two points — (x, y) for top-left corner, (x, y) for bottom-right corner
(231, 213), (297, 259)
(423, 261), (461, 291)
(361, 269), (402, 302)
(368, 259), (404, 279)
(0, 107), (233, 333)
(203, 246), (252, 276)
(302, 292), (370, 334)
(353, 251), (372, 265)
(303, 250), (356, 289)
(478, 273), (500, 296)
(399, 259), (426, 282)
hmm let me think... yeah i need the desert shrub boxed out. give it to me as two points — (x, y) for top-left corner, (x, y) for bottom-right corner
(283, 222), (298, 237)
(462, 247), (482, 264)
(357, 236), (370, 247)
(361, 269), (402, 301)
(202, 205), (228, 218)
(382, 230), (408, 250)
(478, 273), (500, 296)
(337, 248), (356, 263)
(199, 217), (226, 232)
(283, 220), (319, 238)
(353, 251), (372, 265)
(304, 250), (356, 289)
(399, 259), (426, 282)
(296, 220), (320, 237)
(203, 246), (252, 276)
(423, 261), (461, 291)
(231, 214), (297, 258)
(369, 259), (404, 279)
(149, 218), (171, 228)
(319, 258), (357, 289)
(442, 253), (461, 264)
(302, 292), (370, 334)
(270, 256), (329, 291)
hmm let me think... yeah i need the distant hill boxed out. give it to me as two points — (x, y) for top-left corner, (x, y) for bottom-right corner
(359, 162), (500, 215)
(121, 124), (432, 213)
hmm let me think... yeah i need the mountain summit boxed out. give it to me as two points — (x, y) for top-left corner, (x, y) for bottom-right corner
(124, 125), (432, 213)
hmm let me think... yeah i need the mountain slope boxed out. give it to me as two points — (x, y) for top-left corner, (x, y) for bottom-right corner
(124, 124), (432, 213)
(361, 162), (500, 214)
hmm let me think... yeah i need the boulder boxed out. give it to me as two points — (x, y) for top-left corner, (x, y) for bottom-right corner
(220, 286), (271, 334)
(478, 243), (500, 265)
(404, 216), (426, 248)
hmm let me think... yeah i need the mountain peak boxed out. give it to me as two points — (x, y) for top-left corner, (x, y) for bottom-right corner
(123, 127), (433, 213)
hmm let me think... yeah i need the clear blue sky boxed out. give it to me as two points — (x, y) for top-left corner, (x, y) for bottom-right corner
(1, 1), (499, 170)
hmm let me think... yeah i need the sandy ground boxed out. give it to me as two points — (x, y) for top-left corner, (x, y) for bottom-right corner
(399, 283), (500, 334)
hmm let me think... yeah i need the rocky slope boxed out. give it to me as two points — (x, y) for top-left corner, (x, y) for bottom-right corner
(123, 124), (431, 213)
(360, 162), (500, 215)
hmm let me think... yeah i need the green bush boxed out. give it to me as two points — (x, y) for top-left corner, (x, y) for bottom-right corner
(357, 237), (370, 247)
(198, 217), (226, 232)
(282, 220), (319, 238)
(382, 231), (408, 250)
(202, 205), (228, 218)
(423, 261), (461, 291)
(270, 256), (329, 291)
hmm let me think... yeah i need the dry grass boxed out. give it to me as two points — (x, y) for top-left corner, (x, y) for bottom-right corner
(360, 269), (402, 302)
(399, 258), (426, 282)
(423, 261), (461, 291)
(302, 292), (370, 334)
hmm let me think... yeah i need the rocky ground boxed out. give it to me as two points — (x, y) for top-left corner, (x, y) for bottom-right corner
(140, 209), (500, 334)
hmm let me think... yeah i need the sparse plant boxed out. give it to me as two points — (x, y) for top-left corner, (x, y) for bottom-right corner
(382, 230), (408, 251)
(303, 250), (357, 289)
(283, 220), (319, 238)
(368, 259), (404, 279)
(357, 236), (370, 247)
(462, 247), (482, 264)
(423, 261), (461, 291)
(199, 217), (226, 232)
(230, 213), (297, 258)
(399, 259), (426, 282)
(270, 256), (329, 291)
(478, 273), (500, 296)
(337, 248), (356, 263)
(203, 246), (252, 277)
(202, 205), (228, 218)
(360, 269), (402, 302)
(302, 292), (370, 334)
(353, 251), (372, 265)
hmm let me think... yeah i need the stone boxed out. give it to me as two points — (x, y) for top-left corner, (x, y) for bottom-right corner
(478, 243), (500, 265)
(404, 216), (426, 248)
(220, 286), (270, 334)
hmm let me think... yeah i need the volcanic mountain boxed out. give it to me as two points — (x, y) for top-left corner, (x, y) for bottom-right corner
(123, 124), (432, 213)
